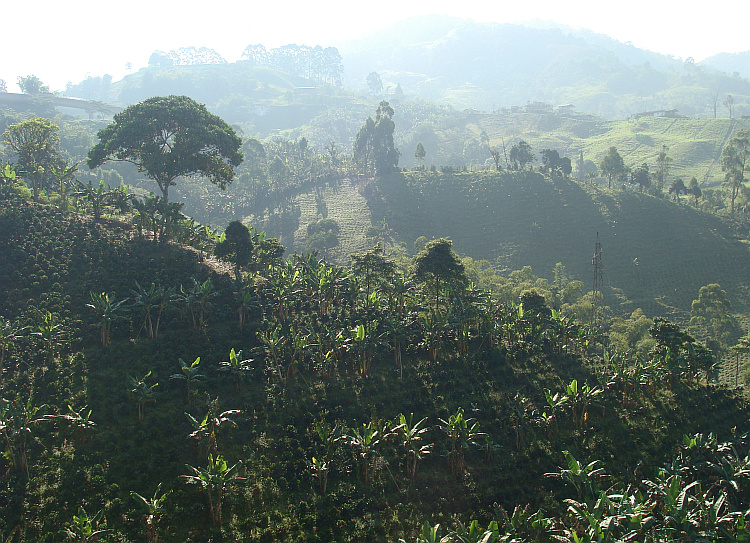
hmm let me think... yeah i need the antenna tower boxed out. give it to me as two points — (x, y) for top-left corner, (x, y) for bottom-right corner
(592, 232), (603, 324)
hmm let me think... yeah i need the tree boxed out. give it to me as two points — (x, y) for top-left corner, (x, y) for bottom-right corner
(87, 95), (243, 203)
(2, 117), (63, 199)
(655, 144), (672, 195)
(413, 238), (468, 310)
(630, 163), (651, 192)
(16, 75), (49, 94)
(182, 454), (244, 527)
(86, 291), (128, 347)
(414, 142), (426, 166)
(128, 371), (158, 421)
(687, 177), (702, 206)
(724, 95), (735, 119)
(600, 146), (625, 189)
(669, 178), (687, 202)
(215, 221), (253, 282)
(130, 483), (171, 543)
(0, 79), (6, 93)
(509, 141), (534, 170)
(721, 129), (749, 216)
(366, 71), (383, 95)
(170, 356), (204, 406)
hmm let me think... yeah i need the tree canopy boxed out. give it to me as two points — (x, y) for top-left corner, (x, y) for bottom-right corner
(87, 95), (243, 203)
(2, 117), (63, 199)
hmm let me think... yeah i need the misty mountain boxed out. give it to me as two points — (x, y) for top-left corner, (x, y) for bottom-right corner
(64, 15), (750, 122)
(702, 50), (750, 81)
(335, 15), (750, 118)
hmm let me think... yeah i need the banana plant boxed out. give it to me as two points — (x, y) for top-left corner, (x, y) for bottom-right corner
(63, 506), (109, 542)
(128, 371), (158, 422)
(0, 396), (47, 478)
(394, 412), (432, 479)
(310, 420), (344, 494)
(344, 421), (382, 484)
(438, 407), (484, 473)
(179, 278), (217, 331)
(170, 356), (204, 407)
(31, 310), (66, 363)
(0, 315), (26, 376)
(86, 291), (128, 347)
(181, 454), (244, 527)
(219, 348), (254, 394)
(130, 282), (175, 340)
(546, 450), (610, 502)
(130, 483), (171, 543)
(185, 397), (240, 458)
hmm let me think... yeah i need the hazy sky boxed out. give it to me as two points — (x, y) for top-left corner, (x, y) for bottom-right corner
(4, 0), (747, 93)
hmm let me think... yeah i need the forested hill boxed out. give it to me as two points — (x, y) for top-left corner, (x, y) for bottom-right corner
(63, 17), (750, 123)
(275, 169), (750, 321)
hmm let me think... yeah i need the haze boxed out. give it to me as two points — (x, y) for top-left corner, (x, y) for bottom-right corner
(4, 0), (748, 93)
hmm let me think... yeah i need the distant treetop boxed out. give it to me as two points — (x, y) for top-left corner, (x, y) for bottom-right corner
(149, 47), (227, 68)
(240, 43), (343, 86)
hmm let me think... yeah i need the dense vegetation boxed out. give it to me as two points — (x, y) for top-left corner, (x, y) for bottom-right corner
(2, 34), (750, 538)
(1, 156), (750, 541)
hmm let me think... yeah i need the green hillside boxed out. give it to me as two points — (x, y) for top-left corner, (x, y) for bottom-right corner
(368, 170), (750, 318)
(2, 184), (750, 542)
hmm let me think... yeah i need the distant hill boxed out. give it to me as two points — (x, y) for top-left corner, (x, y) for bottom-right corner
(63, 17), (750, 125)
(335, 15), (750, 118)
(702, 50), (750, 81)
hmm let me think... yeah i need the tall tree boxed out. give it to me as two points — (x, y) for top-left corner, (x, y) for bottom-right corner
(16, 75), (49, 94)
(2, 117), (63, 199)
(366, 72), (383, 95)
(630, 163), (651, 192)
(413, 238), (468, 310)
(600, 146), (625, 189)
(353, 101), (399, 176)
(721, 129), (749, 216)
(87, 95), (243, 203)
(655, 144), (672, 195)
(509, 141), (534, 170)
(215, 220), (254, 282)
(414, 142), (426, 166)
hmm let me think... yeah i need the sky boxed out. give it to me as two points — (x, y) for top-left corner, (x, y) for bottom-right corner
(4, 0), (748, 93)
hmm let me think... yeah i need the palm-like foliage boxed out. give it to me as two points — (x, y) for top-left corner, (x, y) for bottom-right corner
(395, 412), (432, 479)
(179, 277), (217, 330)
(185, 397), (240, 458)
(128, 371), (158, 421)
(86, 291), (128, 347)
(170, 356), (204, 406)
(0, 316), (26, 376)
(181, 454), (244, 527)
(439, 407), (484, 473)
(63, 507), (109, 542)
(219, 348), (254, 393)
(130, 282), (175, 339)
(0, 396), (47, 477)
(130, 483), (171, 543)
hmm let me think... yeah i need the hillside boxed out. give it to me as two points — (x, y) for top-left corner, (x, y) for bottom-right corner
(249, 169), (750, 326)
(2, 186), (750, 542)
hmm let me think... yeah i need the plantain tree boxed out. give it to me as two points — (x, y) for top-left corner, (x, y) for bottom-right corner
(182, 454), (244, 527)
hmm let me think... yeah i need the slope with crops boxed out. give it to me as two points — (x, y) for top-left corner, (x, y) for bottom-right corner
(1, 173), (749, 542)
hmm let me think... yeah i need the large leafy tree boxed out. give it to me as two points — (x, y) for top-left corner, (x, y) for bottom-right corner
(509, 140), (534, 170)
(2, 117), (63, 199)
(87, 95), (243, 203)
(413, 238), (468, 310)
